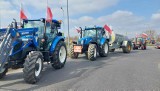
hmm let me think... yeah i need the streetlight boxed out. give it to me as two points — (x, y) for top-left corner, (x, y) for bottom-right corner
(67, 0), (70, 48)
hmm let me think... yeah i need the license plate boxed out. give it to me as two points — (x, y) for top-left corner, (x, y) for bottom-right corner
(74, 46), (82, 53)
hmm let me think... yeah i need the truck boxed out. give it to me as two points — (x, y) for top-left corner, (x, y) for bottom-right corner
(0, 18), (67, 84)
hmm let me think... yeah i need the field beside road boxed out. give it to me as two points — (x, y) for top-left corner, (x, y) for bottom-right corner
(0, 46), (160, 91)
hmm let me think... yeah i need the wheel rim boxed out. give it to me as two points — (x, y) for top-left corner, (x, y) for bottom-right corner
(35, 58), (42, 77)
(104, 43), (108, 53)
(94, 48), (97, 57)
(59, 46), (66, 63)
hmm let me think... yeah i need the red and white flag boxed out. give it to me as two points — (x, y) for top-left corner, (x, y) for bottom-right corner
(141, 33), (148, 38)
(104, 24), (112, 35)
(20, 4), (27, 20)
(46, 6), (53, 22)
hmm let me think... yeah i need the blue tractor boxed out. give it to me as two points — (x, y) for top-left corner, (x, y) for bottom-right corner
(0, 18), (67, 84)
(69, 26), (109, 61)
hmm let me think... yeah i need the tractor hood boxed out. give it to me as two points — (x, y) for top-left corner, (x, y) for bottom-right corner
(78, 37), (93, 45)
(17, 28), (38, 36)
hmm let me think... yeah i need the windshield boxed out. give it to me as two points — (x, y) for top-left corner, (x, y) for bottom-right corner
(83, 29), (96, 37)
(24, 20), (44, 36)
(82, 29), (103, 38)
(137, 38), (142, 42)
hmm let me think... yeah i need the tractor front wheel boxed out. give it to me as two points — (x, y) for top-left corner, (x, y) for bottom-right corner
(23, 51), (43, 84)
(69, 44), (79, 59)
(88, 44), (97, 61)
(52, 41), (67, 69)
(99, 41), (109, 57)
(0, 65), (8, 79)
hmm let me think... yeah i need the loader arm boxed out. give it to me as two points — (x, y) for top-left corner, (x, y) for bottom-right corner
(0, 25), (17, 73)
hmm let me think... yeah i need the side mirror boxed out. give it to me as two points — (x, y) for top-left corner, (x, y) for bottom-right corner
(12, 19), (18, 29)
(58, 32), (62, 36)
(51, 23), (55, 29)
(40, 18), (45, 23)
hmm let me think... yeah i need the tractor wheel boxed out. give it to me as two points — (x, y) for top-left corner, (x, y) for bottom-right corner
(122, 42), (131, 53)
(88, 44), (97, 61)
(52, 41), (67, 69)
(141, 45), (145, 50)
(144, 45), (146, 50)
(99, 41), (109, 57)
(0, 65), (8, 79)
(69, 44), (79, 59)
(23, 51), (43, 84)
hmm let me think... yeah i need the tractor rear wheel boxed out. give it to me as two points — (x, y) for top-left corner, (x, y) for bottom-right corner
(69, 44), (79, 59)
(122, 42), (131, 53)
(99, 41), (109, 57)
(144, 45), (146, 50)
(0, 65), (8, 79)
(88, 44), (97, 61)
(23, 51), (43, 84)
(52, 41), (67, 69)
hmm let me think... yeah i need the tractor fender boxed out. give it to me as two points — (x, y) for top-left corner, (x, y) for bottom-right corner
(50, 36), (65, 53)
(100, 37), (109, 45)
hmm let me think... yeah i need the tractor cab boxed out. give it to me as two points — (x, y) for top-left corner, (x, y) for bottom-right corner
(78, 27), (106, 45)
(22, 19), (62, 51)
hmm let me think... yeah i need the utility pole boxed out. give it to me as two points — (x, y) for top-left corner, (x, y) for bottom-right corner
(0, 7), (1, 28)
(67, 0), (70, 48)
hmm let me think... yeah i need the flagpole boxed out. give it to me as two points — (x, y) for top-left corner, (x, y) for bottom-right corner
(20, 0), (22, 23)
(61, 7), (65, 30)
(67, 0), (70, 48)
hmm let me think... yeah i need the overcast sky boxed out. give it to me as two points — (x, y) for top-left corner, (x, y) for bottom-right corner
(0, 0), (160, 37)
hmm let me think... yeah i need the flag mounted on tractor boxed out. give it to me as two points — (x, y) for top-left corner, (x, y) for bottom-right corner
(20, 4), (27, 20)
(46, 6), (53, 22)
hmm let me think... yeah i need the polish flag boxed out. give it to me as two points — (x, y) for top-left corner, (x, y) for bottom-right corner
(20, 4), (27, 20)
(46, 6), (53, 22)
(104, 25), (112, 35)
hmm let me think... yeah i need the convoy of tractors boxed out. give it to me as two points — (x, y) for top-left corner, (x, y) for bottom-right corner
(0, 10), (150, 84)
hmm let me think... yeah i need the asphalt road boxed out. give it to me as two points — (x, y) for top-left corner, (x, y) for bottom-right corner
(0, 46), (160, 91)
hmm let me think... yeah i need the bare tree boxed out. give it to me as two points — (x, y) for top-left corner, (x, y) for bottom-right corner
(144, 30), (157, 40)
